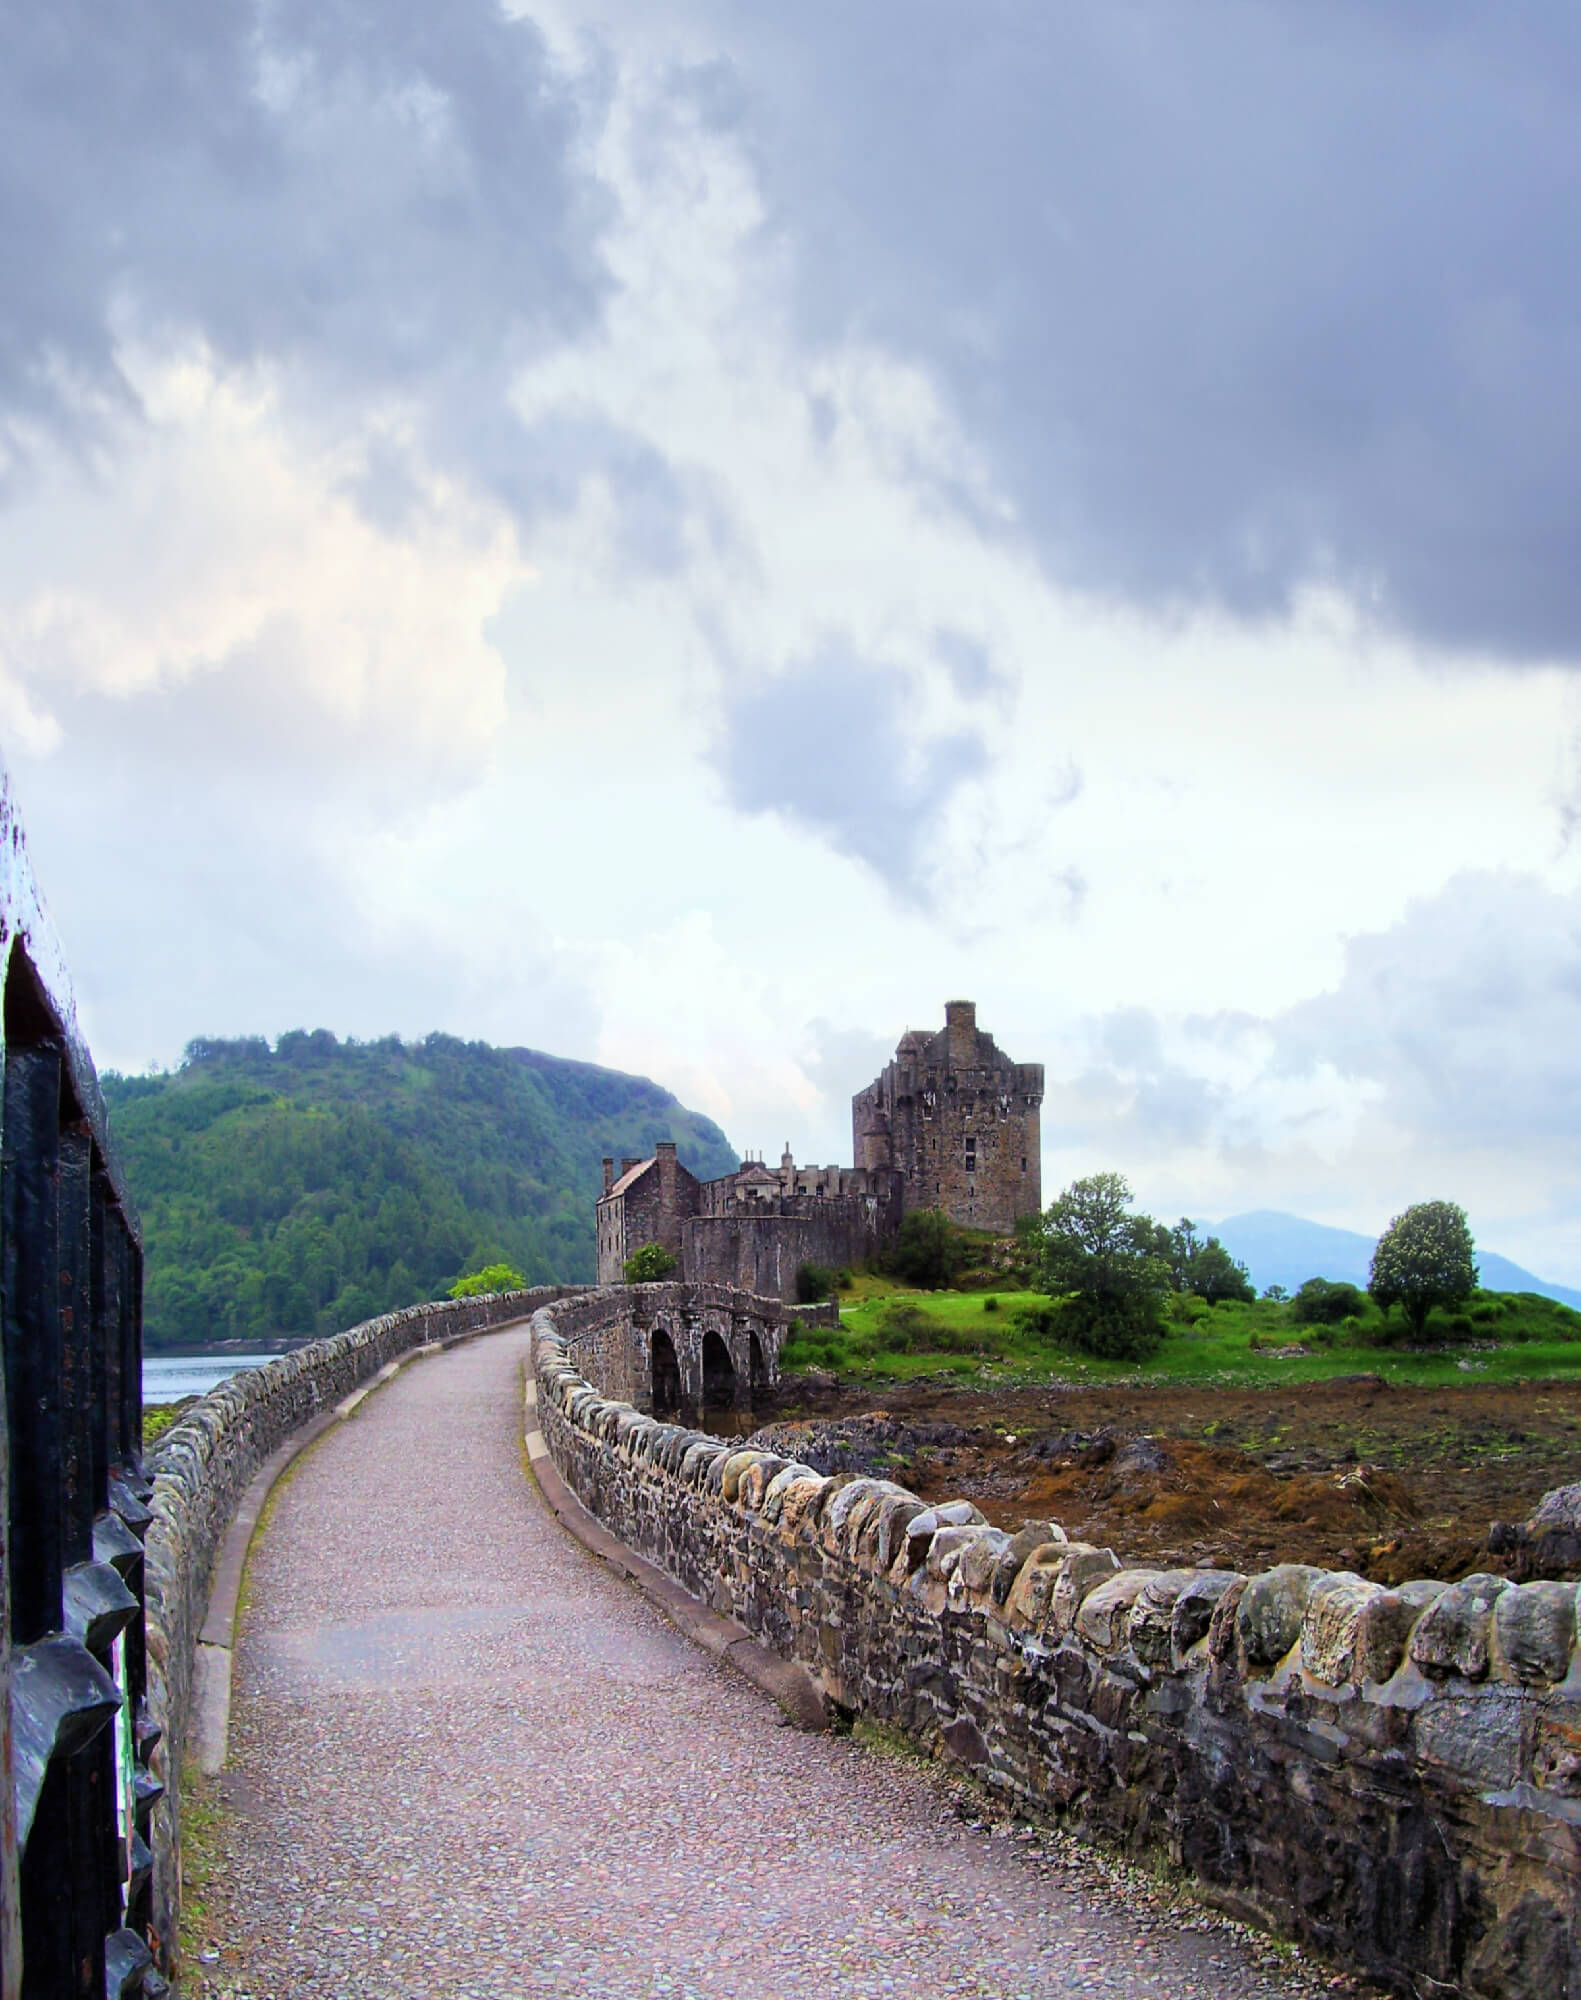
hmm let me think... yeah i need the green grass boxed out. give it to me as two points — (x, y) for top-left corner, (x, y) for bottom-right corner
(777, 1282), (1581, 1387)
(142, 1403), (184, 1449)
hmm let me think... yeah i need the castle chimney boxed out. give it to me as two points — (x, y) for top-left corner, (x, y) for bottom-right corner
(602, 1157), (615, 1195)
(656, 1140), (677, 1204)
(945, 998), (977, 1066)
(621, 1157), (642, 1177)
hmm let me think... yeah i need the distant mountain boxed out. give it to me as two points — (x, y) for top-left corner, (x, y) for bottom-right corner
(1210, 1209), (1581, 1311)
(103, 1031), (739, 1350)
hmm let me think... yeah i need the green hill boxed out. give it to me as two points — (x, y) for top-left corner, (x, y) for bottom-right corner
(102, 1030), (738, 1351)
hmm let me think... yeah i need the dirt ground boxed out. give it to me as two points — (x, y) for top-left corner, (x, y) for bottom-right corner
(749, 1373), (1581, 1584)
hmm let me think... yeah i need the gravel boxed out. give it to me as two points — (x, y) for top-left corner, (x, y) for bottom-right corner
(187, 1326), (1378, 1999)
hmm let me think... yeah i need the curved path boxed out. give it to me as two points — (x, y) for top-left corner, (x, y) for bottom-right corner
(191, 1325), (1358, 2000)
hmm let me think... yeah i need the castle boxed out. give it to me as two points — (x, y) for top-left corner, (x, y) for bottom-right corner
(596, 1000), (1043, 1301)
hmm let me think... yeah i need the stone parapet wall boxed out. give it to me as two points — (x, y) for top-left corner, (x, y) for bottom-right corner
(143, 1287), (576, 1967)
(533, 1287), (1581, 2000)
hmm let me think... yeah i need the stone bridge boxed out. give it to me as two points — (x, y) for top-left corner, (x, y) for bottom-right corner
(548, 1280), (805, 1415)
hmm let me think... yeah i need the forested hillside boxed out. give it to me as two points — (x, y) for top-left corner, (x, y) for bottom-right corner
(102, 1031), (738, 1351)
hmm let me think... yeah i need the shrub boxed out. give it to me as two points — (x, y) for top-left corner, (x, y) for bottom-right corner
(983, 1295), (1000, 1313)
(623, 1242), (678, 1284)
(887, 1209), (969, 1288)
(1011, 1300), (1062, 1340)
(836, 1268), (854, 1291)
(1290, 1277), (1366, 1326)
(795, 1261), (837, 1304)
(875, 1300), (934, 1351)
(448, 1261), (526, 1299)
(1060, 1294), (1164, 1361)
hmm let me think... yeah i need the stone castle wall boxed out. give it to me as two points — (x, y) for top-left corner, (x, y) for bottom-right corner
(680, 1208), (875, 1297)
(532, 1285), (1581, 2000)
(142, 1287), (576, 1974)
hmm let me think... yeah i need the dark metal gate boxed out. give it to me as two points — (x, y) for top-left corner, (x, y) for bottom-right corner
(0, 783), (162, 1997)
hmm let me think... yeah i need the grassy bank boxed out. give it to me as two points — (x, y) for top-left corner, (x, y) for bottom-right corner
(781, 1283), (1581, 1388)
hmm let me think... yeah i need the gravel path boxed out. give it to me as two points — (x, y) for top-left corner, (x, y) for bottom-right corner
(188, 1326), (1371, 2000)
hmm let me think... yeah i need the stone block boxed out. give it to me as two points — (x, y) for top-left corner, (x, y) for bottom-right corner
(1533, 1707), (1581, 1797)
(872, 1494), (929, 1573)
(720, 1451), (768, 1502)
(1127, 1570), (1198, 1666)
(1300, 1573), (1381, 1688)
(777, 1476), (829, 1536)
(736, 1456), (791, 1512)
(1002, 1544), (1072, 1631)
(941, 1714), (991, 1767)
(760, 1463), (816, 1524)
(925, 1525), (989, 1579)
(1170, 1571), (1241, 1666)
(955, 1528), (1014, 1603)
(991, 1523), (1065, 1608)
(1237, 1565), (1326, 1672)
(1354, 1579), (1444, 1684)
(1492, 1580), (1577, 1687)
(1412, 1690), (1523, 1790)
(1076, 1570), (1159, 1653)
(826, 1477), (888, 1540)
(1048, 1545), (1123, 1639)
(1410, 1574), (1511, 1682)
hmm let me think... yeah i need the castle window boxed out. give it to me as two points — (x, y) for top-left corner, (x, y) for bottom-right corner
(1021, 1157), (1027, 1173)
(965, 1140), (976, 1173)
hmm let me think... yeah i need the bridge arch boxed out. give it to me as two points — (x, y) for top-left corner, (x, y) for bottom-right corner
(701, 1326), (736, 1407)
(650, 1325), (682, 1414)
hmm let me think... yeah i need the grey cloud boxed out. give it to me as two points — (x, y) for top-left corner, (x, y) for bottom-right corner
(713, 649), (988, 897)
(934, 629), (1010, 705)
(693, 1), (1581, 661)
(798, 1018), (895, 1104)
(1052, 1006), (1225, 1156)
(1273, 871), (1581, 1141)
(0, 0), (625, 524)
(1098, 1006), (1165, 1072)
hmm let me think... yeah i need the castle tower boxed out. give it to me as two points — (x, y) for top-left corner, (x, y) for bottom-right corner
(851, 1000), (1043, 1233)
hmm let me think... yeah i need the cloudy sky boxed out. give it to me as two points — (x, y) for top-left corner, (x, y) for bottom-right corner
(8, 1), (1581, 1275)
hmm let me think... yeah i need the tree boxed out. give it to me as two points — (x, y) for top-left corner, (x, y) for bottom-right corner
(1368, 1200), (1478, 1342)
(1160, 1218), (1255, 1304)
(623, 1242), (678, 1284)
(887, 1208), (966, 1289)
(448, 1262), (526, 1298)
(1039, 1172), (1170, 1359)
